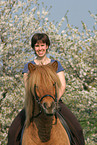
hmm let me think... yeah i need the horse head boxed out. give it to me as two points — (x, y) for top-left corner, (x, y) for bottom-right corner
(28, 61), (60, 115)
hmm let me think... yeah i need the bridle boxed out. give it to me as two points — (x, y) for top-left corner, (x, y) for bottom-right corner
(34, 83), (57, 105)
(30, 82), (58, 121)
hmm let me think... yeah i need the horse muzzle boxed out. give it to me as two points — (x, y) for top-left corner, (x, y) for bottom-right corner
(42, 100), (56, 115)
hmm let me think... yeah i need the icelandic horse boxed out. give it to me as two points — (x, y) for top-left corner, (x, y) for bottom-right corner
(22, 61), (70, 145)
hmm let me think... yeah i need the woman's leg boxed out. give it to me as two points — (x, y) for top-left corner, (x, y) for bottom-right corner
(8, 109), (25, 145)
(59, 99), (85, 145)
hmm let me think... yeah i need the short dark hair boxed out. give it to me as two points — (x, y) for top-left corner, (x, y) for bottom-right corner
(31, 33), (50, 49)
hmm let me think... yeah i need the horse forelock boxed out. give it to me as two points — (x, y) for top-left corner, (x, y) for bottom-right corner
(28, 64), (61, 95)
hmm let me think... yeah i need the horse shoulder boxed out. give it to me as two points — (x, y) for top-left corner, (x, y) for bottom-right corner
(50, 119), (70, 145)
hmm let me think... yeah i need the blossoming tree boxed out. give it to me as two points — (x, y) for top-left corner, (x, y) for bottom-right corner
(0, 0), (97, 144)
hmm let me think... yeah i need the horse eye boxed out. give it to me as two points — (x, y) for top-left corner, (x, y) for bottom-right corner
(53, 82), (56, 86)
(35, 84), (38, 88)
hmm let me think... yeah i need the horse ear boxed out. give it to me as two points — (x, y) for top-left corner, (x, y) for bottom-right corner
(28, 63), (36, 72)
(51, 61), (58, 72)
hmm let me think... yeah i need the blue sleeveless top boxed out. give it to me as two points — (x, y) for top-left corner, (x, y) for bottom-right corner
(22, 59), (64, 74)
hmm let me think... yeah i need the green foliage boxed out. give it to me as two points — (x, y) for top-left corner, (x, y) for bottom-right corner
(0, 0), (97, 144)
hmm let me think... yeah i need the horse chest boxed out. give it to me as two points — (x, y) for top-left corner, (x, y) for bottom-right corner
(22, 119), (70, 145)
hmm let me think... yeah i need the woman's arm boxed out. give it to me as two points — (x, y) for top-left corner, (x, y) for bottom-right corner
(57, 71), (66, 100)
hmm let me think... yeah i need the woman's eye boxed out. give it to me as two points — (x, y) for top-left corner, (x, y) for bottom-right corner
(35, 45), (39, 47)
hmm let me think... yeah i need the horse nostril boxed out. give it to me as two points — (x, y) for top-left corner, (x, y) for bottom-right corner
(51, 102), (55, 108)
(43, 102), (47, 109)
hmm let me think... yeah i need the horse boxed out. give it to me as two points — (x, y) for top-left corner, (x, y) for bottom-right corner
(22, 61), (70, 145)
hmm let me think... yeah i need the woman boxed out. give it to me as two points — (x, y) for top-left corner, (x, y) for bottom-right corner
(8, 33), (85, 145)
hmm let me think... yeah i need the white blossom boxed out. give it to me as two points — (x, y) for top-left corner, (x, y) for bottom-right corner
(0, 1), (96, 144)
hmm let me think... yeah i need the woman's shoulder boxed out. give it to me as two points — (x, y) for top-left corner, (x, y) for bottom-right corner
(22, 60), (35, 74)
(24, 60), (35, 68)
(51, 59), (61, 64)
(51, 59), (64, 73)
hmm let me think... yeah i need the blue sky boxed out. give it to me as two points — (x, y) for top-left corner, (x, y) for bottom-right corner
(39, 0), (97, 31)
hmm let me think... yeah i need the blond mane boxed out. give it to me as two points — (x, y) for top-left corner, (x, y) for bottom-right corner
(24, 62), (61, 127)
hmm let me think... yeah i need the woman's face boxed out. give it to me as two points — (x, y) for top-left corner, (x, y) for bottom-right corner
(34, 42), (48, 58)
